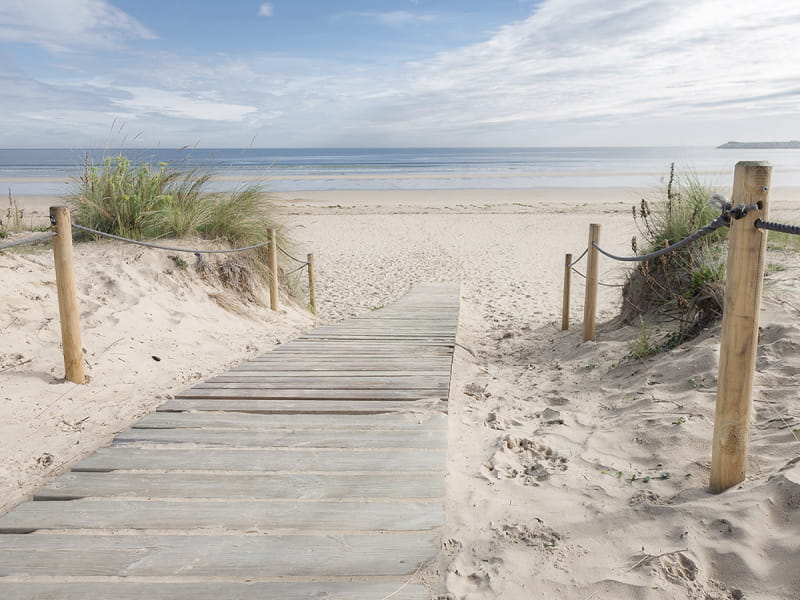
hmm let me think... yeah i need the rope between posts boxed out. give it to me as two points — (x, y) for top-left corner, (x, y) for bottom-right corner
(592, 214), (730, 263)
(276, 242), (307, 264)
(571, 267), (624, 288)
(286, 262), (310, 275)
(70, 223), (272, 254)
(0, 231), (57, 251)
(591, 200), (767, 263)
(755, 220), (800, 236)
(568, 248), (588, 267)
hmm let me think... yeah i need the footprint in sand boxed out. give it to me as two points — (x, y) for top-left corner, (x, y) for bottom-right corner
(494, 521), (562, 548)
(658, 552), (698, 584)
(483, 435), (568, 485)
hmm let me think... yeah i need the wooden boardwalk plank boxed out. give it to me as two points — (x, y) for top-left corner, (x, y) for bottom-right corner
(158, 399), (448, 414)
(0, 582), (430, 600)
(199, 376), (449, 388)
(0, 533), (437, 577)
(0, 500), (443, 533)
(134, 412), (447, 430)
(173, 388), (446, 400)
(71, 447), (446, 473)
(216, 370), (449, 378)
(34, 472), (445, 500)
(113, 428), (447, 449)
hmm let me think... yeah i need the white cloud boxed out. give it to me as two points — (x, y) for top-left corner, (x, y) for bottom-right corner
(111, 86), (258, 122)
(350, 11), (436, 27)
(258, 3), (274, 17)
(3, 0), (800, 147)
(0, 0), (155, 52)
(376, 0), (800, 142)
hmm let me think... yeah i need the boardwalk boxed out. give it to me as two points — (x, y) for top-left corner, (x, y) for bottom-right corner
(0, 283), (460, 599)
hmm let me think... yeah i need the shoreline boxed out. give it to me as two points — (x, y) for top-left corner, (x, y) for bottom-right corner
(12, 186), (800, 225)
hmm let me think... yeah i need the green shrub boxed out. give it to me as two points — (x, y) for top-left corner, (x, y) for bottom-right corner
(617, 164), (727, 344)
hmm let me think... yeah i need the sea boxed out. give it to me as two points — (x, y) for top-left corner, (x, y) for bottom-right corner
(1, 147), (799, 196)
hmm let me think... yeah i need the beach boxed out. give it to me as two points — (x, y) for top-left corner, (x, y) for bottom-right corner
(2, 186), (799, 598)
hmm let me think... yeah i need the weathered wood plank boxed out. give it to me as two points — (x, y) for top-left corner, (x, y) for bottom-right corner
(220, 370), (449, 377)
(174, 388), (445, 400)
(275, 341), (453, 344)
(113, 428), (447, 449)
(71, 448), (446, 473)
(238, 361), (452, 369)
(0, 283), (459, 596)
(35, 471), (445, 500)
(134, 412), (447, 430)
(201, 376), (450, 388)
(0, 500), (443, 532)
(158, 398), (448, 414)
(0, 533), (439, 577)
(0, 581), (430, 600)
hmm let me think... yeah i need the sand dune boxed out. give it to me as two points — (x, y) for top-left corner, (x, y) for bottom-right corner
(2, 188), (799, 598)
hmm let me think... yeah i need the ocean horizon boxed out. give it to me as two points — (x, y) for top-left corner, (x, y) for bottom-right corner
(2, 146), (799, 195)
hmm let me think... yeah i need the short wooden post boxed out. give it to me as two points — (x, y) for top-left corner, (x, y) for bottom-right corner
(268, 228), (279, 311)
(582, 224), (600, 342)
(50, 206), (86, 384)
(710, 161), (771, 492)
(307, 253), (317, 315)
(562, 253), (572, 330)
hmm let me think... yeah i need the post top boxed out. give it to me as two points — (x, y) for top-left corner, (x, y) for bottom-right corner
(735, 161), (772, 167)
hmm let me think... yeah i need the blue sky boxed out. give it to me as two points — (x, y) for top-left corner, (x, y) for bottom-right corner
(1, 0), (799, 148)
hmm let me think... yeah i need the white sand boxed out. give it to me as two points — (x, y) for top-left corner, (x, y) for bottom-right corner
(3, 187), (800, 598)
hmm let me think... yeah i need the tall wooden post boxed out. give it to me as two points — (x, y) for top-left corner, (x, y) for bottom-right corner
(307, 252), (317, 315)
(710, 162), (771, 492)
(582, 224), (600, 342)
(50, 206), (86, 384)
(268, 228), (279, 311)
(562, 253), (572, 330)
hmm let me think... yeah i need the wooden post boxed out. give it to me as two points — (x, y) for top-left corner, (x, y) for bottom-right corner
(307, 252), (317, 315)
(268, 228), (279, 311)
(710, 161), (771, 492)
(582, 224), (600, 342)
(50, 206), (86, 384)
(562, 253), (572, 330)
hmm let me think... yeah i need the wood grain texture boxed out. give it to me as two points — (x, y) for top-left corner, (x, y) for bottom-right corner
(0, 283), (460, 597)
(0, 533), (438, 577)
(0, 582), (429, 600)
(0, 499), (443, 532)
(71, 447), (447, 473)
(710, 162), (772, 492)
(35, 471), (445, 500)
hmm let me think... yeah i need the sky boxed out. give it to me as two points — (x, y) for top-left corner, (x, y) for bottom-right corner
(0, 0), (799, 148)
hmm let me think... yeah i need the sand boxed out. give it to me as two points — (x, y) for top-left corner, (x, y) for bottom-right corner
(2, 187), (800, 599)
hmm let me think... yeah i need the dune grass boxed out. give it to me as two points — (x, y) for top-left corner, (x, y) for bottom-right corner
(618, 164), (727, 346)
(70, 155), (289, 301)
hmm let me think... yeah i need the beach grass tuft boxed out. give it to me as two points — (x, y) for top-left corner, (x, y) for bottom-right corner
(70, 155), (290, 302)
(617, 164), (727, 346)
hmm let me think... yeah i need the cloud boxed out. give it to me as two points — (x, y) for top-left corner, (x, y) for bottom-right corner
(3, 0), (800, 147)
(110, 86), (258, 122)
(375, 0), (800, 141)
(258, 3), (274, 17)
(349, 11), (436, 27)
(0, 0), (156, 52)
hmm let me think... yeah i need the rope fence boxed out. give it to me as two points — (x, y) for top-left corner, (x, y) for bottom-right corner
(755, 219), (800, 236)
(0, 231), (56, 251)
(1, 205), (319, 388)
(559, 161), (800, 494)
(570, 267), (624, 288)
(70, 223), (273, 254)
